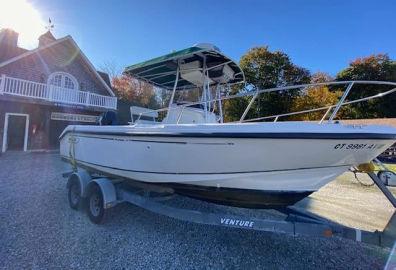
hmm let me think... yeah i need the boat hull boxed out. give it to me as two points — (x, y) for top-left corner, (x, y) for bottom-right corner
(163, 183), (313, 208)
(59, 123), (396, 208)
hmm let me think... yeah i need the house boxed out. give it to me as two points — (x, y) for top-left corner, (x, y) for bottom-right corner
(0, 28), (117, 152)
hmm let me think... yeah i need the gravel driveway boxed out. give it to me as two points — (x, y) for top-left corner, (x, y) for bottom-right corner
(0, 152), (391, 269)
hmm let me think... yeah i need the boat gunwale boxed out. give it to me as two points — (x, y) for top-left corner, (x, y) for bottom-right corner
(59, 129), (396, 140)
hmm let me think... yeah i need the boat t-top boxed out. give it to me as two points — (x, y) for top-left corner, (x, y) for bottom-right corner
(60, 43), (396, 208)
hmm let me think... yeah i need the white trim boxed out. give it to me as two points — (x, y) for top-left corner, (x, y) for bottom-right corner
(0, 75), (117, 110)
(0, 74), (5, 94)
(0, 36), (115, 97)
(2, 113), (29, 152)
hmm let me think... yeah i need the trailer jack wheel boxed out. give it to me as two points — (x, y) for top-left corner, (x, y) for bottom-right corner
(87, 184), (105, 224)
(68, 180), (82, 210)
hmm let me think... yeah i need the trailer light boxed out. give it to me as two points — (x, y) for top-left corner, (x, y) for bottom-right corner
(106, 202), (113, 208)
(323, 229), (333, 238)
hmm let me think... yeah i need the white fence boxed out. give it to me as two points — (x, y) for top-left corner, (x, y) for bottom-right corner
(0, 74), (117, 110)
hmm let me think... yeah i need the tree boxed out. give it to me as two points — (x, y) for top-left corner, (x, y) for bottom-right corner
(112, 75), (159, 124)
(223, 86), (251, 122)
(290, 72), (343, 120)
(99, 60), (122, 82)
(240, 47), (310, 89)
(112, 75), (157, 107)
(224, 46), (311, 121)
(336, 54), (396, 118)
(310, 71), (333, 84)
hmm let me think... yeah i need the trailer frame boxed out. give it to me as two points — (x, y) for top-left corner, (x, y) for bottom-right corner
(63, 167), (396, 248)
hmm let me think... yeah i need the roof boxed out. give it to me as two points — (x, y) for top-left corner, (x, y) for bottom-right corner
(0, 44), (27, 63)
(39, 30), (56, 41)
(38, 31), (56, 46)
(97, 70), (112, 88)
(0, 35), (115, 97)
(124, 44), (244, 90)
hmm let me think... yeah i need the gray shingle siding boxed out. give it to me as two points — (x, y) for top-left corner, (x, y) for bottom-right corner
(0, 39), (109, 96)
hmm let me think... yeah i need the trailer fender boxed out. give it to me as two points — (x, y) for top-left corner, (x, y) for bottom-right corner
(66, 170), (92, 198)
(87, 178), (118, 209)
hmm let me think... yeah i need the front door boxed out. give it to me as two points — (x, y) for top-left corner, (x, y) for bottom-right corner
(7, 115), (26, 150)
(2, 113), (29, 152)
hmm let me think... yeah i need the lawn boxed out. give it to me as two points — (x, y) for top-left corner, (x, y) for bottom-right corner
(380, 163), (396, 172)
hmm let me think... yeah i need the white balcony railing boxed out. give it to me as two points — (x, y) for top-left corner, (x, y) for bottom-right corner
(0, 74), (117, 110)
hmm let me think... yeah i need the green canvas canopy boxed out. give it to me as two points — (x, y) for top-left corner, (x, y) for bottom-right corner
(124, 44), (245, 90)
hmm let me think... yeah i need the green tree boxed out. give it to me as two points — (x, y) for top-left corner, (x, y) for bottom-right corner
(223, 87), (250, 122)
(290, 72), (343, 120)
(336, 54), (396, 118)
(225, 46), (311, 121)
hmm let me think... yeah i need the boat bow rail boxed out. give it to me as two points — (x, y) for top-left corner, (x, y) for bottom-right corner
(132, 80), (396, 125)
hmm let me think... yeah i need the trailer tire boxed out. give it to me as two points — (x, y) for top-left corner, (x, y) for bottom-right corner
(87, 184), (105, 224)
(68, 179), (82, 210)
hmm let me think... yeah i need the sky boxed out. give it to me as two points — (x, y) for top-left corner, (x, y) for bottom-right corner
(3, 0), (396, 76)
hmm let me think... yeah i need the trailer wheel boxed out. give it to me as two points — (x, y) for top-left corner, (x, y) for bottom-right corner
(87, 184), (105, 224)
(68, 180), (82, 210)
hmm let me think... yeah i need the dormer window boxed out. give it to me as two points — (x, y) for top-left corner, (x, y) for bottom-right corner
(48, 72), (78, 90)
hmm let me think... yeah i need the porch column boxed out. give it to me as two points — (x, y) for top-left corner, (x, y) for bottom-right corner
(0, 74), (5, 94)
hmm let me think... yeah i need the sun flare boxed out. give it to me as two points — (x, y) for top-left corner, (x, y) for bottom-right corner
(0, 0), (45, 48)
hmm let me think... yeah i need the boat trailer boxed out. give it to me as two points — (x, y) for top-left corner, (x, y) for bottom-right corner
(63, 167), (396, 248)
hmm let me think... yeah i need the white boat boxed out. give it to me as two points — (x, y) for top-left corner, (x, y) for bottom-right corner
(60, 43), (396, 208)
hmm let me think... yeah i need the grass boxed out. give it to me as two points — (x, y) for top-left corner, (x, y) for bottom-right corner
(378, 163), (396, 172)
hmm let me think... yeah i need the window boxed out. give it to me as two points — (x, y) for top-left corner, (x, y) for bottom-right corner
(64, 76), (75, 89)
(51, 74), (62, 87)
(48, 72), (78, 90)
